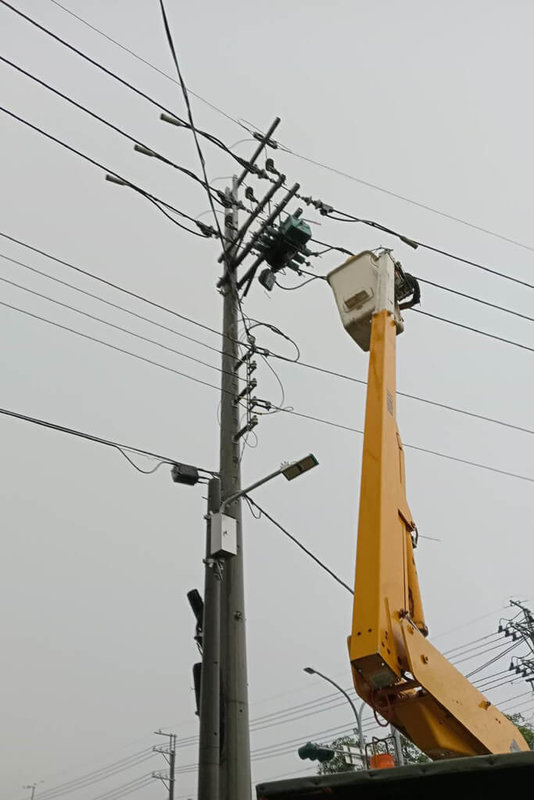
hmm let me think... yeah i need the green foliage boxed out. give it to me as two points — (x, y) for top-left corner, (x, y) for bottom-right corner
(506, 713), (534, 749)
(317, 736), (359, 775)
(316, 732), (428, 775)
(400, 734), (429, 764)
(316, 714), (534, 776)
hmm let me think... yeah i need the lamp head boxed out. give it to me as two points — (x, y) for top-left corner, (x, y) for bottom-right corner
(282, 454), (318, 481)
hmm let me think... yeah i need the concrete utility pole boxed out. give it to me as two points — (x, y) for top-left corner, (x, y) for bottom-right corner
(198, 477), (222, 800)
(219, 177), (252, 800)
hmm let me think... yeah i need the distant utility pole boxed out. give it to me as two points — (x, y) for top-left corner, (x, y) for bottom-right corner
(153, 730), (176, 800)
(500, 600), (534, 686)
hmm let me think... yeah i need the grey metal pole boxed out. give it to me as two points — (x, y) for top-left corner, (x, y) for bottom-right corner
(390, 725), (405, 766)
(356, 701), (366, 755)
(305, 669), (365, 756)
(197, 478), (221, 800)
(219, 177), (252, 800)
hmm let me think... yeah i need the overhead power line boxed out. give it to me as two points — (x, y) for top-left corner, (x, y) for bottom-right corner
(157, 0), (225, 250)
(465, 639), (524, 679)
(452, 638), (515, 667)
(417, 277), (534, 325)
(270, 351), (534, 439)
(279, 149), (534, 254)
(4, 290), (534, 486)
(0, 298), (230, 396)
(442, 631), (501, 656)
(275, 406), (534, 485)
(0, 406), (214, 475)
(0, 270), (243, 383)
(41, 0), (534, 256)
(0, 231), (241, 347)
(45, 0), (244, 127)
(0, 251), (225, 359)
(0, 104), (209, 238)
(9, 3), (533, 298)
(415, 309), (534, 355)
(245, 497), (354, 595)
(7, 229), (534, 445)
(325, 208), (534, 292)
(0, 0), (248, 168)
(88, 774), (153, 800)
(0, 54), (220, 201)
(32, 750), (154, 800)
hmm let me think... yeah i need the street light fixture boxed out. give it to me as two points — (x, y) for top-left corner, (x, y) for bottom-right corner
(211, 455), (318, 559)
(220, 453), (318, 512)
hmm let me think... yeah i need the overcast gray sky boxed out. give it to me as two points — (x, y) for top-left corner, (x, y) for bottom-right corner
(2, 1), (534, 798)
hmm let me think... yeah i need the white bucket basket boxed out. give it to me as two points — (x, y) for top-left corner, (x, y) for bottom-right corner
(327, 250), (404, 351)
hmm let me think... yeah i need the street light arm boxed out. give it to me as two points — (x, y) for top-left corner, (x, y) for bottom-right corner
(219, 467), (284, 512)
(308, 669), (359, 721)
(219, 454), (318, 513)
(304, 668), (365, 755)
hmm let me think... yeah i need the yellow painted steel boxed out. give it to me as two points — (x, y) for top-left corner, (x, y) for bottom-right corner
(349, 309), (528, 758)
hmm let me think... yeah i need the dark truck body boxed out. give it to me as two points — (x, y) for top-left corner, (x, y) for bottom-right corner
(256, 751), (534, 799)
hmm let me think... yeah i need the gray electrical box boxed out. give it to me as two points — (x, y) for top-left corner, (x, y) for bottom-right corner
(210, 512), (237, 557)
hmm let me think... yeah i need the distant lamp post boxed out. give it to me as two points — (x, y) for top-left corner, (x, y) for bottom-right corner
(303, 667), (366, 758)
(23, 783), (43, 800)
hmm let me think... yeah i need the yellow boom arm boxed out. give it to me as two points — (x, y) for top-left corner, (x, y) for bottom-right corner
(328, 252), (528, 759)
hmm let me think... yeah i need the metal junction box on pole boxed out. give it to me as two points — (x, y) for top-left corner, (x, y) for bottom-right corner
(210, 512), (237, 557)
